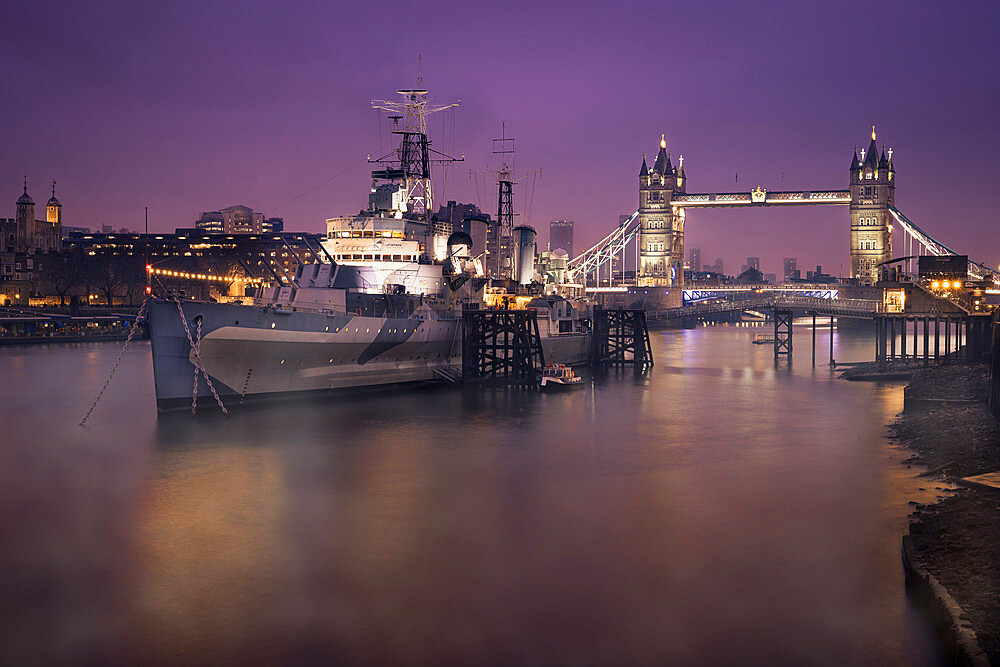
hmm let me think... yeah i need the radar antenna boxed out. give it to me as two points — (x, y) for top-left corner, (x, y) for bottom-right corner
(369, 82), (463, 221)
(470, 123), (541, 280)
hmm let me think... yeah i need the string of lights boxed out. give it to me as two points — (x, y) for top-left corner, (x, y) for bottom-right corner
(146, 266), (263, 284)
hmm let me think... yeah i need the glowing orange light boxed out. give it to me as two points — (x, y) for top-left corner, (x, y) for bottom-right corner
(871, 125), (876, 141)
(660, 133), (666, 149)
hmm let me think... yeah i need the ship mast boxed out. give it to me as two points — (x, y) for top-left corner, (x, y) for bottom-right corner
(369, 84), (462, 223)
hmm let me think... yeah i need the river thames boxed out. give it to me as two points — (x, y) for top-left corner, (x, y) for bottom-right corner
(0, 323), (947, 665)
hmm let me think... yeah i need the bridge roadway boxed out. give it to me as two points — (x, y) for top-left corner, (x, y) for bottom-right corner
(652, 294), (883, 320)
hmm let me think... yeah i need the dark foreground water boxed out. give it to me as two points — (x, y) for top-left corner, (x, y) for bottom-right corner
(0, 322), (947, 666)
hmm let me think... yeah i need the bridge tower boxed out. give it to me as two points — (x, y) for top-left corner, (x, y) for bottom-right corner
(638, 135), (686, 286)
(850, 127), (894, 284)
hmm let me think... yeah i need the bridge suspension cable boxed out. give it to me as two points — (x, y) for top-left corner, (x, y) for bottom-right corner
(889, 206), (999, 285)
(564, 204), (997, 289)
(566, 210), (641, 285)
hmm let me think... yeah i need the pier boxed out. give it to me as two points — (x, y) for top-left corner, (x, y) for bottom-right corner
(591, 308), (652, 368)
(461, 308), (545, 385)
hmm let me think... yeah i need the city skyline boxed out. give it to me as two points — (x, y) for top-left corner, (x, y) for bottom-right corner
(3, 1), (998, 275)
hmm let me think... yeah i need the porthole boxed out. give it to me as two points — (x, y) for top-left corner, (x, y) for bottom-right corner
(271, 322), (276, 329)
(325, 326), (329, 331)
(280, 359), (285, 365)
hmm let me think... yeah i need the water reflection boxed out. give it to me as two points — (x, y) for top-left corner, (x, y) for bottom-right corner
(0, 326), (947, 665)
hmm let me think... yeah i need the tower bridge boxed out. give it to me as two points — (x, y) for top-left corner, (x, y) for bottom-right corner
(567, 129), (998, 292)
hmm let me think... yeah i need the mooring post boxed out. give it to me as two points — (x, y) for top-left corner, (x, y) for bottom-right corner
(878, 316), (887, 371)
(923, 317), (929, 367)
(945, 317), (951, 363)
(812, 312), (816, 367)
(829, 314), (834, 364)
(874, 315), (879, 361)
(901, 318), (907, 360)
(889, 317), (896, 362)
(934, 317), (940, 360)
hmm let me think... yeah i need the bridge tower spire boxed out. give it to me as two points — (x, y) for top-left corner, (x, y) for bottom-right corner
(638, 134), (685, 287)
(849, 127), (895, 284)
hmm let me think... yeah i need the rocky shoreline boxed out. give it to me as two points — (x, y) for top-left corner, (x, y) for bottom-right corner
(890, 364), (999, 664)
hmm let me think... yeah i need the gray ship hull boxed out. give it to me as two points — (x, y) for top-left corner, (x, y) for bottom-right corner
(148, 300), (589, 410)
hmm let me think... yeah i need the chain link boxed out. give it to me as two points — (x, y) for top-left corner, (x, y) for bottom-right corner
(172, 297), (229, 416)
(79, 295), (151, 426)
(191, 317), (202, 414)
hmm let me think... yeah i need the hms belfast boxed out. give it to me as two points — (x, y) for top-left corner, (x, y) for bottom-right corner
(147, 86), (590, 410)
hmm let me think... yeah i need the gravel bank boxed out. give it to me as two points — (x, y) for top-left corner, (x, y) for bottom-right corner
(891, 364), (1000, 663)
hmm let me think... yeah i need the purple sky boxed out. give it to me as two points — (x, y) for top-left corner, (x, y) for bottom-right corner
(4, 0), (998, 277)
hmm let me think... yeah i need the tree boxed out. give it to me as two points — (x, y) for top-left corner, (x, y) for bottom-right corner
(202, 256), (244, 298)
(117, 257), (146, 305)
(43, 253), (84, 306)
(91, 255), (131, 306)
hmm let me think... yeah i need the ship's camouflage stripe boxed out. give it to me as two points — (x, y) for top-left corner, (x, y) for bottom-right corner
(357, 318), (423, 365)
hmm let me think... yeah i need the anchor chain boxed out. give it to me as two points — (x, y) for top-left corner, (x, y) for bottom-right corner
(79, 295), (151, 426)
(191, 317), (202, 414)
(172, 297), (228, 416)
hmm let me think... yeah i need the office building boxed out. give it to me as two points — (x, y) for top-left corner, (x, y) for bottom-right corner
(550, 219), (574, 258)
(196, 204), (283, 235)
(689, 247), (701, 273)
(783, 257), (798, 283)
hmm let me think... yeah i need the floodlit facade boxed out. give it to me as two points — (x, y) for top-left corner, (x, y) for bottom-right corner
(197, 205), (283, 235)
(849, 128), (895, 284)
(638, 135), (686, 286)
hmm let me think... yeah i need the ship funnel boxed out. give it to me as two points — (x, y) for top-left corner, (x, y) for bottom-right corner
(512, 225), (537, 286)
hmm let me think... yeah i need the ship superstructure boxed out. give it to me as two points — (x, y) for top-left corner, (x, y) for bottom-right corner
(147, 85), (588, 410)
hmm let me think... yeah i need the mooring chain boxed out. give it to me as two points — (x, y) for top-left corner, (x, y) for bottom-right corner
(172, 297), (228, 416)
(79, 295), (151, 426)
(191, 317), (202, 414)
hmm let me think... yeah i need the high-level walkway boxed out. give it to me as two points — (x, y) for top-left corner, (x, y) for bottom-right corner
(653, 293), (882, 320)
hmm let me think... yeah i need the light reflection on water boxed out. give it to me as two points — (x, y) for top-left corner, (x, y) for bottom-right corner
(0, 324), (947, 665)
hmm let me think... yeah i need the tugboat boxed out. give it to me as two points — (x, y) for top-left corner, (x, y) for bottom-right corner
(538, 364), (585, 390)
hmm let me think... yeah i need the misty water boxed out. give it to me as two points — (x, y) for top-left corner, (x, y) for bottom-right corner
(0, 322), (948, 665)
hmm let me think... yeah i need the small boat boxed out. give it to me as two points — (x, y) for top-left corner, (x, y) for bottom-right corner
(538, 364), (585, 390)
(752, 334), (775, 345)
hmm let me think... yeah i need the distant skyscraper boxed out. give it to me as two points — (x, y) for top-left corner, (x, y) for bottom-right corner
(689, 247), (701, 273)
(746, 256), (760, 271)
(712, 257), (724, 274)
(783, 257), (798, 282)
(550, 219), (573, 258)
